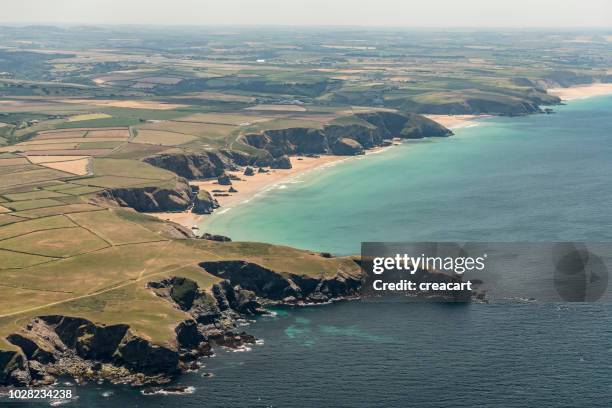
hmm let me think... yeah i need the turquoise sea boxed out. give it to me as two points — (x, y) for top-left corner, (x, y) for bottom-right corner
(70, 96), (612, 407)
(204, 95), (612, 251)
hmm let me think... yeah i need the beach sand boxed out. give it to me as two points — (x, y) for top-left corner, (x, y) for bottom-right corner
(548, 83), (612, 101)
(194, 155), (347, 208)
(425, 114), (487, 129)
(148, 155), (349, 230)
(153, 89), (612, 231)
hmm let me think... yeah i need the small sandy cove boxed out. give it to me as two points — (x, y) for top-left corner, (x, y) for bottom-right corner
(150, 155), (348, 229)
(548, 83), (612, 101)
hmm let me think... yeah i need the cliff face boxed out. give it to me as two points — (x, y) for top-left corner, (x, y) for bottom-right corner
(143, 150), (253, 180)
(137, 113), (450, 182)
(242, 127), (329, 157)
(399, 97), (546, 116)
(1, 255), (478, 387)
(99, 178), (194, 212)
(200, 260), (361, 303)
(239, 111), (452, 158)
(3, 316), (180, 387)
(0, 258), (364, 387)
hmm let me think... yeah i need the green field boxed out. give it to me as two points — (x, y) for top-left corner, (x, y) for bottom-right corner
(0, 25), (609, 357)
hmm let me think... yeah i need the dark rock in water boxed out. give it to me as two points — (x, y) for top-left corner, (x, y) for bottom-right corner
(320, 252), (333, 258)
(217, 173), (232, 186)
(474, 290), (487, 302)
(270, 155), (292, 169)
(243, 166), (255, 176)
(331, 138), (364, 155)
(257, 167), (268, 173)
(192, 190), (219, 214)
(228, 187), (238, 193)
(213, 331), (257, 349)
(200, 233), (232, 242)
(141, 385), (194, 395)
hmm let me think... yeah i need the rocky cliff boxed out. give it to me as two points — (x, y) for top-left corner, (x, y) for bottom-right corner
(143, 149), (253, 180)
(3, 316), (180, 387)
(200, 260), (361, 303)
(397, 95), (551, 116)
(240, 111), (452, 158)
(98, 178), (194, 212)
(138, 112), (450, 183)
(0, 257), (364, 387)
(1, 254), (479, 387)
(97, 177), (219, 215)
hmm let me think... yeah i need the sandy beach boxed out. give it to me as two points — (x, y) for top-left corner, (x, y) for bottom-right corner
(425, 114), (488, 129)
(195, 155), (347, 209)
(149, 155), (349, 230)
(548, 83), (612, 101)
(152, 86), (612, 231)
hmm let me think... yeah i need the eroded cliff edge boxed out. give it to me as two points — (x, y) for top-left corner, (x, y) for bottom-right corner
(239, 111), (452, 158)
(0, 254), (475, 387)
(139, 111), (452, 183)
(93, 111), (451, 216)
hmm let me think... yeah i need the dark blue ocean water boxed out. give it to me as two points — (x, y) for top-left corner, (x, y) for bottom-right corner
(71, 301), (612, 408)
(51, 96), (612, 407)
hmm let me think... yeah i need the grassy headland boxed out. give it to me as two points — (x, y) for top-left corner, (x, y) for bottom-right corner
(0, 26), (610, 386)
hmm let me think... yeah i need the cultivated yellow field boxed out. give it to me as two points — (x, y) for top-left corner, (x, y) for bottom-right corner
(67, 113), (112, 122)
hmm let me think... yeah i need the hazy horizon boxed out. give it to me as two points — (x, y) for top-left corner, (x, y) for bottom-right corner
(1, 0), (611, 28)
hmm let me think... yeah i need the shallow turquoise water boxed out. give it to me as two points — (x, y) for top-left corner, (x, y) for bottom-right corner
(61, 97), (612, 407)
(203, 96), (612, 253)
